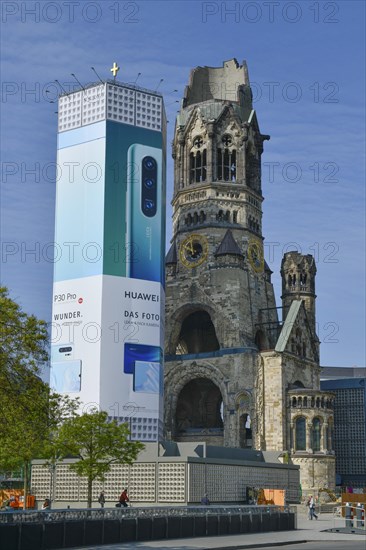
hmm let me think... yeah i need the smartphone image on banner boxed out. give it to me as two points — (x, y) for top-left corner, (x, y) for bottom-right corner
(126, 144), (163, 283)
(133, 361), (161, 394)
(124, 342), (163, 374)
(51, 343), (74, 362)
(50, 360), (82, 393)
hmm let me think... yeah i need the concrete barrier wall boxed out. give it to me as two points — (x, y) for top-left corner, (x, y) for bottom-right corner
(0, 509), (295, 550)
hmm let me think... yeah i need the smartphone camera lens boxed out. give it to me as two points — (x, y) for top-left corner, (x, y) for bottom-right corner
(144, 199), (154, 210)
(144, 178), (154, 188)
(143, 156), (156, 171)
(141, 156), (157, 217)
(59, 346), (72, 353)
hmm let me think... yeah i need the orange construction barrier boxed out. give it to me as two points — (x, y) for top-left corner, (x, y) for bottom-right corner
(258, 489), (285, 506)
(0, 490), (36, 509)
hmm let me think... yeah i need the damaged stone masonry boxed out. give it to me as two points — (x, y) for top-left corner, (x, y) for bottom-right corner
(164, 58), (335, 491)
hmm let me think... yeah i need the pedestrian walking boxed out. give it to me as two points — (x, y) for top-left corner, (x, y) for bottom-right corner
(98, 491), (106, 508)
(201, 493), (210, 505)
(119, 488), (129, 507)
(308, 495), (318, 520)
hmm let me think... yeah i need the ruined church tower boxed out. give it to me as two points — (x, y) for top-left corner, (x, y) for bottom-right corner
(164, 59), (335, 490)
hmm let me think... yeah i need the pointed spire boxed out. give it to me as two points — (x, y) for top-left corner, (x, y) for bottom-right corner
(215, 230), (243, 257)
(165, 241), (177, 264)
(264, 260), (272, 274)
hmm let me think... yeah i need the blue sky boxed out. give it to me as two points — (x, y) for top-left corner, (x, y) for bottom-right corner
(1, 0), (365, 367)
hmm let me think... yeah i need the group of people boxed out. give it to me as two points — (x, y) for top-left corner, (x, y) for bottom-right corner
(1, 498), (50, 511)
(4, 491), (321, 513)
(97, 489), (211, 508)
(97, 488), (129, 508)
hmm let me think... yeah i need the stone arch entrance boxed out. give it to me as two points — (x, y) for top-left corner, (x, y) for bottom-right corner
(236, 392), (253, 448)
(175, 378), (224, 442)
(176, 310), (220, 354)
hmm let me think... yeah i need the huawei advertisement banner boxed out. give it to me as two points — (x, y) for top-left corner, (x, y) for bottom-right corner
(101, 276), (164, 440)
(51, 84), (166, 441)
(50, 275), (164, 440)
(50, 276), (103, 406)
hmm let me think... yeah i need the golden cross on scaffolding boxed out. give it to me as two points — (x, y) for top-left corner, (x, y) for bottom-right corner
(110, 62), (120, 79)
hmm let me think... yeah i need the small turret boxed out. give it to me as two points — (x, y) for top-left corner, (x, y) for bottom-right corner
(281, 251), (317, 336)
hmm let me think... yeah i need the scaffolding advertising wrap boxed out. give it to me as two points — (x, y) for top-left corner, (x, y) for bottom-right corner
(51, 80), (166, 441)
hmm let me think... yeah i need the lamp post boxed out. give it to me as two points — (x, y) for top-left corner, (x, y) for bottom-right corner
(282, 451), (290, 504)
(47, 461), (57, 508)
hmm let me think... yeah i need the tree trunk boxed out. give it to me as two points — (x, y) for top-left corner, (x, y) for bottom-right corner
(23, 461), (28, 510)
(87, 476), (93, 509)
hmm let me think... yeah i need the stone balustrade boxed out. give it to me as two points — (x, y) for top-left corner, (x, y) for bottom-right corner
(288, 389), (335, 410)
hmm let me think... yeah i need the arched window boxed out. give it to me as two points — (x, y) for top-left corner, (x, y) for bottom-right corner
(295, 417), (306, 451)
(176, 310), (220, 354)
(312, 418), (321, 451)
(326, 420), (334, 451)
(248, 218), (259, 233)
(193, 212), (198, 224)
(239, 413), (252, 449)
(189, 153), (194, 183)
(176, 378), (223, 434)
(199, 210), (206, 223)
(217, 210), (224, 222)
(233, 211), (238, 223)
(292, 397), (297, 408)
(330, 424), (334, 450)
(217, 136), (236, 182)
(190, 149), (207, 183)
(255, 330), (267, 351)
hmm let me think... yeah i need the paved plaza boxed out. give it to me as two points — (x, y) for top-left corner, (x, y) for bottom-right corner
(55, 508), (365, 550)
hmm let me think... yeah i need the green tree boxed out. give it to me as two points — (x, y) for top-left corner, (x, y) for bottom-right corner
(0, 286), (49, 503)
(0, 286), (78, 507)
(0, 286), (49, 403)
(55, 410), (144, 508)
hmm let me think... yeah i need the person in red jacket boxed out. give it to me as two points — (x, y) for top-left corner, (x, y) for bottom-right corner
(119, 488), (129, 507)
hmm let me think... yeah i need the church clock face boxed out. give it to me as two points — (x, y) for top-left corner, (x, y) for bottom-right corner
(180, 234), (209, 268)
(248, 239), (264, 273)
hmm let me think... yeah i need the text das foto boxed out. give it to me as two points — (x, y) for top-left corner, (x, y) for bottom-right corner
(125, 311), (160, 320)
